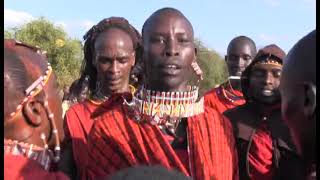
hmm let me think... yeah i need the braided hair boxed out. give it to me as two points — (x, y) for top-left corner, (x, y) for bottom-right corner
(79, 17), (143, 94)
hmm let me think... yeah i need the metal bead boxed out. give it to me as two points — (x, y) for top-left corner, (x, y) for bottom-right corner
(16, 104), (22, 111)
(49, 113), (54, 119)
(40, 133), (46, 140)
(44, 101), (49, 107)
(30, 91), (35, 96)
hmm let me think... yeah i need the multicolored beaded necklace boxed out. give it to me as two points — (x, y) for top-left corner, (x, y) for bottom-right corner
(123, 86), (204, 135)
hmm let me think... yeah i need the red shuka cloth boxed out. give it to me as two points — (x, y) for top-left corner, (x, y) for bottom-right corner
(204, 84), (245, 114)
(64, 100), (99, 179)
(85, 96), (239, 180)
(4, 154), (69, 180)
(248, 121), (274, 180)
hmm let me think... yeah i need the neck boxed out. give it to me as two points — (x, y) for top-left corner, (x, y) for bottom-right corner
(100, 83), (130, 97)
(147, 81), (189, 92)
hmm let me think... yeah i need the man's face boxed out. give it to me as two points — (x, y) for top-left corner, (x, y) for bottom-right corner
(94, 28), (135, 94)
(249, 62), (282, 104)
(226, 42), (254, 77)
(143, 13), (195, 91)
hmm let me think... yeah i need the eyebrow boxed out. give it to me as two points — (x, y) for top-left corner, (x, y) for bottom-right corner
(97, 54), (132, 59)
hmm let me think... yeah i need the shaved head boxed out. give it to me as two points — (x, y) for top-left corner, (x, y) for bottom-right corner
(281, 31), (316, 86)
(280, 30), (316, 166)
(142, 7), (194, 41)
(227, 36), (256, 56)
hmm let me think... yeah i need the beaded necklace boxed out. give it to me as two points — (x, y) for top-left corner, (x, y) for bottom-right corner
(123, 86), (204, 135)
(4, 139), (53, 170)
(218, 79), (243, 103)
(89, 85), (137, 105)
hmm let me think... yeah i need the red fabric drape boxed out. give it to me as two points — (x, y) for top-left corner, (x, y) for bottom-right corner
(85, 97), (239, 180)
(4, 155), (69, 180)
(248, 121), (274, 180)
(204, 85), (245, 114)
(64, 100), (99, 179)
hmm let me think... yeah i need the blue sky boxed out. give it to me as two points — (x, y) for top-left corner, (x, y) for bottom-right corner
(4, 0), (315, 56)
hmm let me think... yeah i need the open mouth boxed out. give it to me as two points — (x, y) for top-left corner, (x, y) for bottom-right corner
(262, 89), (274, 96)
(159, 64), (182, 75)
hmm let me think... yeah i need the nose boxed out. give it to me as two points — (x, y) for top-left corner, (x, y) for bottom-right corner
(165, 39), (179, 57)
(263, 72), (273, 85)
(110, 60), (120, 74)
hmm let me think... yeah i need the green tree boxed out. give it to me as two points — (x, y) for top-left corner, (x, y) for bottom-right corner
(6, 17), (83, 88)
(4, 29), (14, 39)
(194, 38), (228, 95)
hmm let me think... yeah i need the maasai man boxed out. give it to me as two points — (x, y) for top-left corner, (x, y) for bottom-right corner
(280, 30), (316, 180)
(85, 7), (238, 180)
(4, 39), (68, 179)
(59, 17), (142, 179)
(205, 36), (257, 114)
(224, 44), (304, 180)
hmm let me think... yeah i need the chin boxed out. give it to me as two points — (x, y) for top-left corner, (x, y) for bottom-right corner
(158, 77), (185, 91)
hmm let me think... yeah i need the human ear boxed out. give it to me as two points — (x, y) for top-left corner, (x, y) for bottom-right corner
(131, 52), (136, 67)
(22, 99), (47, 127)
(303, 82), (316, 118)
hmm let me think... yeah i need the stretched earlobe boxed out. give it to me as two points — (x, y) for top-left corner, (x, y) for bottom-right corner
(22, 100), (47, 127)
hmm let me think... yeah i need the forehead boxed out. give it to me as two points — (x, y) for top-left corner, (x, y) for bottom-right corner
(144, 13), (193, 37)
(228, 41), (254, 55)
(94, 28), (134, 51)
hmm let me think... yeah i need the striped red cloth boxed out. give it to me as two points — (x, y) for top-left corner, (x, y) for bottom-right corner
(85, 94), (239, 180)
(204, 83), (245, 114)
(64, 100), (99, 180)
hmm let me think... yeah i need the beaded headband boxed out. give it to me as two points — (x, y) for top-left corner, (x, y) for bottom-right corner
(9, 63), (52, 118)
(253, 53), (282, 68)
(253, 60), (282, 67)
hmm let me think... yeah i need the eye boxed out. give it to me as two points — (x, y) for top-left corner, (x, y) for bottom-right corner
(243, 55), (252, 61)
(178, 36), (190, 43)
(228, 55), (237, 61)
(118, 57), (129, 64)
(150, 36), (165, 44)
(252, 70), (265, 77)
(273, 69), (282, 78)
